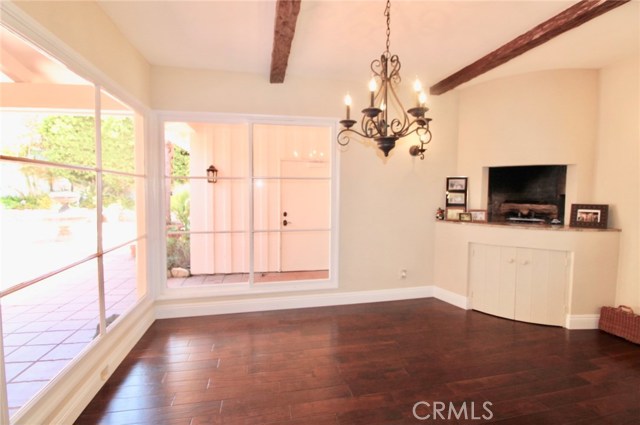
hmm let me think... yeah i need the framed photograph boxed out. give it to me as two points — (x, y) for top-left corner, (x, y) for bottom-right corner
(446, 207), (465, 221)
(569, 204), (608, 229)
(446, 177), (467, 192)
(446, 192), (466, 206)
(469, 209), (487, 222)
(459, 212), (472, 222)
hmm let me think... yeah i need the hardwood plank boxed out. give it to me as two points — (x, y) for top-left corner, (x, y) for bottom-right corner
(76, 299), (640, 424)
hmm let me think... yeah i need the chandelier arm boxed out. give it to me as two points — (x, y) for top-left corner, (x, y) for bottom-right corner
(337, 127), (371, 147)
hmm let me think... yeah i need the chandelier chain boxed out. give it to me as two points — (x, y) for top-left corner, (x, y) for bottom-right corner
(385, 0), (391, 54)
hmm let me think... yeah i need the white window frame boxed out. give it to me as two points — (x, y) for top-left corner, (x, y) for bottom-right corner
(0, 6), (153, 422)
(157, 112), (340, 299)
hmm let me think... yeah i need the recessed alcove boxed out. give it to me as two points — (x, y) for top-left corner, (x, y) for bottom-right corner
(488, 165), (567, 224)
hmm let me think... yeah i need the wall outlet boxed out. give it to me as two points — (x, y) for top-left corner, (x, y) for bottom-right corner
(400, 269), (407, 279)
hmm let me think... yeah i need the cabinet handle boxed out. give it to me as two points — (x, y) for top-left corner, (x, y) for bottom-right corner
(508, 258), (515, 264)
(522, 260), (530, 265)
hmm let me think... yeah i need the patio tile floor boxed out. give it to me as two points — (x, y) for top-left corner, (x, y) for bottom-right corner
(2, 249), (139, 417)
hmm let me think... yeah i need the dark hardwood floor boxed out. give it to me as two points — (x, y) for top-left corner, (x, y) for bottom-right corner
(75, 299), (640, 424)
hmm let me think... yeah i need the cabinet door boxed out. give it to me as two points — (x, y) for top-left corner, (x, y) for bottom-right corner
(469, 244), (516, 319)
(514, 248), (567, 326)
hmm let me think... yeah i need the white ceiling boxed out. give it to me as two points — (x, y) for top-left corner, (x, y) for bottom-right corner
(96, 0), (639, 90)
(9, 0), (637, 91)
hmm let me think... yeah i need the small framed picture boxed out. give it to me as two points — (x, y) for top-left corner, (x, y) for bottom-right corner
(469, 209), (487, 222)
(569, 204), (608, 229)
(459, 212), (472, 222)
(446, 192), (466, 206)
(446, 177), (467, 192)
(446, 207), (465, 221)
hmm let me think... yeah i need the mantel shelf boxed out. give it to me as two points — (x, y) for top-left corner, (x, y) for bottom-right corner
(437, 220), (621, 232)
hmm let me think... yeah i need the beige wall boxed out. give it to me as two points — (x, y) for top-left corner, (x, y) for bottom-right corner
(458, 69), (599, 213)
(594, 58), (640, 311)
(13, 0), (151, 106)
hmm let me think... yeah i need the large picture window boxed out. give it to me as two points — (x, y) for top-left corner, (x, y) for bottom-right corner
(164, 120), (334, 289)
(0, 26), (147, 418)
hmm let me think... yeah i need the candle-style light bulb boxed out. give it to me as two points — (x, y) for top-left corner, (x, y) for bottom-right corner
(344, 94), (352, 120)
(414, 79), (424, 107)
(419, 91), (427, 106)
(413, 78), (422, 93)
(368, 78), (377, 107)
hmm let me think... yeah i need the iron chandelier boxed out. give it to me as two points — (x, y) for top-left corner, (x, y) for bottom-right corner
(338, 0), (433, 159)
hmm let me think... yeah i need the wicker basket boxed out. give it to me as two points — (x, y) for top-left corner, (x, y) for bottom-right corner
(599, 305), (640, 344)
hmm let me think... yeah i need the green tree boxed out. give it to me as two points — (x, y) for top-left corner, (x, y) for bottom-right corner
(3, 114), (137, 210)
(171, 144), (190, 178)
(32, 115), (135, 208)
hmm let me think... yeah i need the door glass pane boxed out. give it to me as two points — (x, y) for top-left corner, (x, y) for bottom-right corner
(170, 177), (248, 233)
(1, 161), (97, 290)
(254, 231), (329, 281)
(164, 121), (332, 288)
(254, 178), (330, 231)
(167, 232), (249, 286)
(165, 122), (248, 178)
(253, 124), (331, 177)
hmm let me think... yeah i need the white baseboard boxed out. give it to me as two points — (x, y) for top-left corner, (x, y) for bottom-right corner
(155, 286), (435, 319)
(14, 298), (156, 425)
(433, 287), (471, 310)
(565, 314), (600, 330)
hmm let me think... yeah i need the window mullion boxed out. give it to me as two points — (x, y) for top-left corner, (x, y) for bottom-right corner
(95, 85), (106, 336)
(248, 123), (255, 287)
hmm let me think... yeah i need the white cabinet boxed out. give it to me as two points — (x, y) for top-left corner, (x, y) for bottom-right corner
(469, 243), (568, 326)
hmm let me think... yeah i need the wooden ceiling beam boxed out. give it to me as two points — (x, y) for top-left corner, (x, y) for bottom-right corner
(270, 0), (301, 84)
(429, 0), (631, 95)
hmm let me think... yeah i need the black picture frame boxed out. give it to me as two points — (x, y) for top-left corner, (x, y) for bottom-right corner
(569, 204), (609, 229)
(446, 177), (467, 192)
(446, 176), (468, 208)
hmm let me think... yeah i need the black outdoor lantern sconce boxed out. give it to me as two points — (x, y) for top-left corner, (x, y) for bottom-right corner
(206, 165), (218, 183)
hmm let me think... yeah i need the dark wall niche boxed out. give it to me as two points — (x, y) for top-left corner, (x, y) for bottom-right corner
(488, 165), (567, 223)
